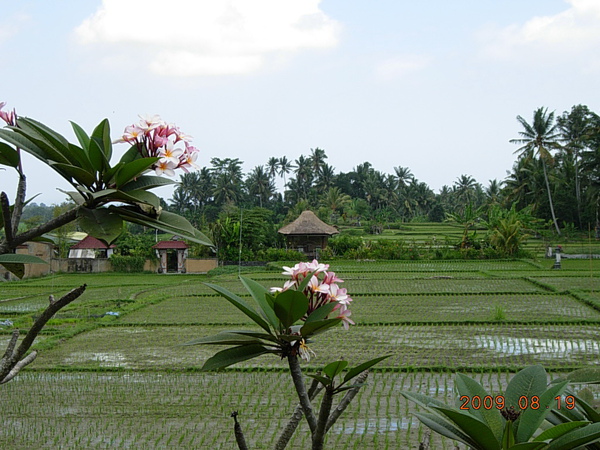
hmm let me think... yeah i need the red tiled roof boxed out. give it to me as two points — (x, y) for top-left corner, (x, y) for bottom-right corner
(152, 240), (188, 249)
(70, 236), (115, 249)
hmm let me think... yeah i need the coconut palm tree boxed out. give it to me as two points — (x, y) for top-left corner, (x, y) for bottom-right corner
(557, 105), (599, 228)
(267, 157), (279, 181)
(277, 156), (295, 188)
(510, 107), (563, 235)
(309, 147), (327, 177)
(246, 165), (275, 207)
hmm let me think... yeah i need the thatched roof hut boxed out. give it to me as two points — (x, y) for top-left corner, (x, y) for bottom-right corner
(278, 210), (338, 259)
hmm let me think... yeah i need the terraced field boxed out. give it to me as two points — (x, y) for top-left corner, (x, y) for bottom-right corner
(1, 258), (599, 448)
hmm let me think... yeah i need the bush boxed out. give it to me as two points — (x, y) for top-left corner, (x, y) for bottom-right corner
(255, 248), (305, 262)
(328, 235), (364, 256)
(110, 255), (146, 273)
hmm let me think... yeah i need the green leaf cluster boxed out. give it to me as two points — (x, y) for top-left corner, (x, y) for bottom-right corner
(402, 365), (600, 449)
(183, 274), (347, 371)
(308, 356), (390, 393)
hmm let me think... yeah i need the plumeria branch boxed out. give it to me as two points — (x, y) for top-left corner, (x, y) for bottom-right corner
(287, 354), (318, 433)
(0, 284), (87, 384)
(325, 370), (370, 432)
(275, 378), (323, 450)
(313, 386), (334, 450)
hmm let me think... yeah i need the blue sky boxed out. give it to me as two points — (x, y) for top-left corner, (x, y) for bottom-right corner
(1, 0), (598, 206)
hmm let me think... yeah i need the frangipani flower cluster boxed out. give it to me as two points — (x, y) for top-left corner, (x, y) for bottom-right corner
(272, 259), (355, 330)
(0, 102), (16, 126)
(116, 114), (200, 177)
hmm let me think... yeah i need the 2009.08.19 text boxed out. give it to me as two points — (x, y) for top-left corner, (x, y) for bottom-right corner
(459, 395), (576, 410)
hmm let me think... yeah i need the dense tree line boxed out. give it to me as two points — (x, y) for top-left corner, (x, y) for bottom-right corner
(166, 104), (600, 237)
(20, 104), (600, 258)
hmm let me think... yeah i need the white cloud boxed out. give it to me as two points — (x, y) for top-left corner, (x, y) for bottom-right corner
(479, 0), (600, 66)
(0, 13), (30, 45)
(74, 0), (340, 76)
(375, 55), (431, 81)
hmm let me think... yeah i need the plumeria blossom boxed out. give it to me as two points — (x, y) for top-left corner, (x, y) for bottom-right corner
(115, 114), (200, 177)
(336, 308), (355, 330)
(0, 102), (16, 126)
(297, 339), (316, 362)
(274, 259), (354, 328)
(154, 159), (177, 177)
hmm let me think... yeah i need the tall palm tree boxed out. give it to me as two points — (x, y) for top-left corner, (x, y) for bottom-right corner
(309, 148), (327, 177)
(246, 165), (275, 207)
(510, 107), (563, 235)
(321, 187), (350, 222)
(267, 157), (279, 181)
(316, 163), (335, 190)
(453, 174), (477, 207)
(393, 166), (414, 187)
(277, 156), (294, 188)
(294, 155), (314, 200)
(485, 179), (502, 205)
(210, 158), (244, 206)
(557, 105), (599, 228)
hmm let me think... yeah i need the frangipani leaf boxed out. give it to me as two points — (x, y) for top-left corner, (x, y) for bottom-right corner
(509, 443), (548, 449)
(88, 138), (108, 173)
(49, 162), (96, 187)
(101, 189), (160, 210)
(219, 330), (278, 343)
(401, 391), (451, 412)
(204, 282), (272, 334)
(120, 175), (176, 191)
(413, 412), (478, 448)
(552, 368), (600, 385)
(431, 406), (501, 450)
(343, 355), (391, 384)
(505, 366), (548, 413)
(300, 318), (340, 338)
(546, 422), (600, 449)
(516, 381), (568, 443)
(112, 206), (212, 246)
(183, 332), (267, 347)
(57, 189), (86, 205)
(239, 276), (279, 329)
(201, 344), (269, 371)
(0, 142), (19, 167)
(77, 207), (123, 244)
(91, 118), (112, 162)
(455, 373), (504, 442)
(295, 270), (316, 293)
(273, 290), (308, 329)
(70, 121), (90, 150)
(572, 394), (600, 422)
(502, 420), (515, 449)
(0, 129), (47, 163)
(20, 117), (70, 150)
(305, 302), (337, 323)
(533, 421), (588, 442)
(307, 374), (332, 387)
(323, 360), (348, 379)
(115, 157), (158, 187)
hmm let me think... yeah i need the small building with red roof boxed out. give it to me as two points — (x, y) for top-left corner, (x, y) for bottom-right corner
(68, 236), (116, 259)
(152, 237), (188, 273)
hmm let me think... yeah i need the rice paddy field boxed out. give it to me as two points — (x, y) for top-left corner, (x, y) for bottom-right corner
(2, 256), (600, 448)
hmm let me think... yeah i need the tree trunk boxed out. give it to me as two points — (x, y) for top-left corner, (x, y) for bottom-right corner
(542, 160), (561, 236)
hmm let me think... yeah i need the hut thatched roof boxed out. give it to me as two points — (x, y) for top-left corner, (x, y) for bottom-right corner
(278, 211), (339, 236)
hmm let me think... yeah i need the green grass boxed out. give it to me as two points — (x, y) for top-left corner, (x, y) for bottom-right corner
(3, 258), (600, 448)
